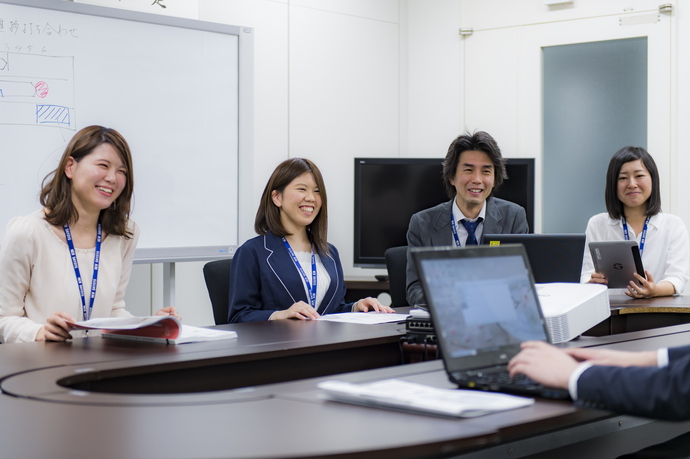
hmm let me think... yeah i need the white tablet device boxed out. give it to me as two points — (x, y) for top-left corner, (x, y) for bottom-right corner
(588, 240), (645, 288)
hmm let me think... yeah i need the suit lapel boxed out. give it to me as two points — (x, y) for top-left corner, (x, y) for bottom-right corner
(317, 249), (339, 314)
(264, 232), (309, 304)
(430, 200), (455, 246)
(482, 197), (503, 239)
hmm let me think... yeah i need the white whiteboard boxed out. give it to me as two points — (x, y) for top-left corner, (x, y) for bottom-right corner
(0, 0), (253, 260)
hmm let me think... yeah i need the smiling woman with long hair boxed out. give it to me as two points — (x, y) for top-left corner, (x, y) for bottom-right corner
(228, 157), (394, 323)
(0, 125), (177, 343)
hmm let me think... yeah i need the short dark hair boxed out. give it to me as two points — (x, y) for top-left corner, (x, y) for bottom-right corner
(255, 158), (329, 254)
(40, 125), (134, 238)
(605, 146), (661, 220)
(441, 131), (507, 199)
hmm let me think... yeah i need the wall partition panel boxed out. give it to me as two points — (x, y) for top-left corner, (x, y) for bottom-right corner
(543, 38), (647, 233)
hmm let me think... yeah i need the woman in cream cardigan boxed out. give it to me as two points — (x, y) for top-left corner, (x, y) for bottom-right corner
(0, 125), (177, 343)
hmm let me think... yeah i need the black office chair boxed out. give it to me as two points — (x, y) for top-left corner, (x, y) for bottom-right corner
(202, 258), (233, 325)
(384, 245), (409, 307)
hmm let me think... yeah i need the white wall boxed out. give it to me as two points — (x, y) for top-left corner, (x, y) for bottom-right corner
(125, 0), (405, 325)
(405, 0), (464, 155)
(84, 0), (690, 324)
(452, 0), (677, 234)
(675, 3), (690, 226)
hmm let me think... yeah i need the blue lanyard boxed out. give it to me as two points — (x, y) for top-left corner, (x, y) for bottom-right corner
(451, 213), (481, 247)
(450, 215), (462, 247)
(622, 216), (649, 257)
(63, 222), (102, 321)
(282, 237), (317, 309)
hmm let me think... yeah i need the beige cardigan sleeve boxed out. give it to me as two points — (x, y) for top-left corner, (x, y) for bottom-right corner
(0, 216), (43, 343)
(0, 214), (139, 343)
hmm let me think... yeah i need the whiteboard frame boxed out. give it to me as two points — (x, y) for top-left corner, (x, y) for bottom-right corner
(0, 0), (254, 263)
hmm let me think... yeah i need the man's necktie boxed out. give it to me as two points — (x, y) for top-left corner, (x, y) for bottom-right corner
(460, 218), (482, 245)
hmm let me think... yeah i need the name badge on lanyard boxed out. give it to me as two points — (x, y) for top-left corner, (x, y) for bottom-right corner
(282, 238), (317, 309)
(622, 216), (649, 257)
(64, 222), (102, 322)
(451, 215), (462, 247)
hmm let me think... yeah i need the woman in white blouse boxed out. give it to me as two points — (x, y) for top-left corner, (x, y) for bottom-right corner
(0, 126), (177, 343)
(581, 146), (689, 298)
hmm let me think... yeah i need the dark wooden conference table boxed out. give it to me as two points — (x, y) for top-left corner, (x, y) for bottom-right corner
(585, 294), (690, 336)
(3, 313), (690, 458)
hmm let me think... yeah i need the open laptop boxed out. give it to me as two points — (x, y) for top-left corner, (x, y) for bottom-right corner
(411, 244), (570, 400)
(483, 233), (585, 283)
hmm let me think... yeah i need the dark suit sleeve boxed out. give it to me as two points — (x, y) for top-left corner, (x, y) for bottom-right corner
(228, 244), (276, 323)
(405, 212), (425, 306)
(668, 344), (690, 361)
(576, 345), (690, 420)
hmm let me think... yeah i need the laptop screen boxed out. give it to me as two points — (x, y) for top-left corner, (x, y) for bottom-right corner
(482, 234), (586, 283)
(413, 245), (550, 370)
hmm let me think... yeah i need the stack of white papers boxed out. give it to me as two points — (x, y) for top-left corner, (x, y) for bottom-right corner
(316, 312), (409, 324)
(318, 379), (534, 418)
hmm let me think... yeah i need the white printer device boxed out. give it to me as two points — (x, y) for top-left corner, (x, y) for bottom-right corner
(407, 283), (610, 345)
(536, 283), (610, 343)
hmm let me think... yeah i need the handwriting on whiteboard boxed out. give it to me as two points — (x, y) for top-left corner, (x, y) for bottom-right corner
(0, 52), (75, 129)
(0, 18), (79, 38)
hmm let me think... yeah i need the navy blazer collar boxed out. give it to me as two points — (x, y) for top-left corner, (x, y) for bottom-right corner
(262, 232), (340, 314)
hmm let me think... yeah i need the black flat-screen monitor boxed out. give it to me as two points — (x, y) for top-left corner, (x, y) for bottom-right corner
(353, 157), (534, 268)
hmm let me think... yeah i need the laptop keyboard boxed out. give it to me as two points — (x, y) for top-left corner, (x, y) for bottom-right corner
(453, 369), (570, 399)
(460, 370), (539, 389)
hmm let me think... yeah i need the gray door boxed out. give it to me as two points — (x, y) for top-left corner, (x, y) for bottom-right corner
(543, 38), (648, 232)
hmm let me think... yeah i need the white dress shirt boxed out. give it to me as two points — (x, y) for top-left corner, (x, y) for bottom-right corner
(451, 200), (487, 247)
(294, 250), (331, 309)
(581, 212), (690, 294)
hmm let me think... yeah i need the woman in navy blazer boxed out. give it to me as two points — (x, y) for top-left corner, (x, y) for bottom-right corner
(228, 158), (394, 323)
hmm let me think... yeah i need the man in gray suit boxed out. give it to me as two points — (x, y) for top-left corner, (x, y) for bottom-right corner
(406, 131), (528, 306)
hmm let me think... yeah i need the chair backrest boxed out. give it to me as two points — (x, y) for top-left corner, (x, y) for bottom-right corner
(202, 258), (233, 325)
(384, 245), (409, 307)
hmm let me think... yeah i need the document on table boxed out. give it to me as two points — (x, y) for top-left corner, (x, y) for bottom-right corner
(102, 325), (238, 344)
(316, 312), (409, 324)
(318, 379), (534, 418)
(73, 316), (237, 344)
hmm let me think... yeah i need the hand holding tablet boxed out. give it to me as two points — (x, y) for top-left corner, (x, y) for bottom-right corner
(589, 240), (645, 289)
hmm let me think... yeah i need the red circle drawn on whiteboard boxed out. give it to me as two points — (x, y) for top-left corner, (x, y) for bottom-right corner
(35, 81), (49, 98)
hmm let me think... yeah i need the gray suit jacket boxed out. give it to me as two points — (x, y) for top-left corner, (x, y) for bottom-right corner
(405, 197), (528, 306)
